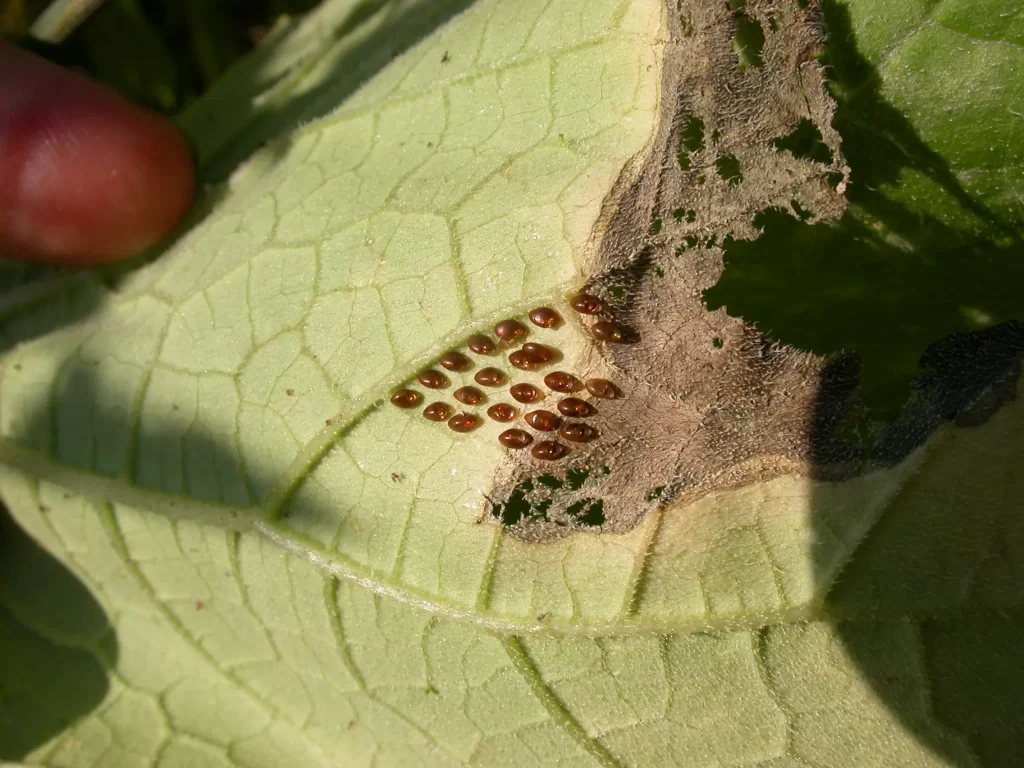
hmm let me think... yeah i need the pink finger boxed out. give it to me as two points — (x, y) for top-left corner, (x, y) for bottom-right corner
(0, 41), (194, 265)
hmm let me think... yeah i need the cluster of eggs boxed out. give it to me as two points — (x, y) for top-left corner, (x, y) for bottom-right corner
(388, 293), (623, 461)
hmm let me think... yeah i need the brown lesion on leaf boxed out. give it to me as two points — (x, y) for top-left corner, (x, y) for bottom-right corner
(489, 0), (1024, 542)
(490, 0), (854, 541)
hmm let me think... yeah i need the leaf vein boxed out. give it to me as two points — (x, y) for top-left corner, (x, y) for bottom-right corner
(96, 503), (334, 765)
(504, 635), (622, 768)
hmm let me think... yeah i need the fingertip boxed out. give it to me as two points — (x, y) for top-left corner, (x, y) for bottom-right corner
(0, 42), (196, 266)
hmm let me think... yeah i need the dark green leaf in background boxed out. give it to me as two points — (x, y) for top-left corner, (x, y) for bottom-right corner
(706, 0), (1024, 420)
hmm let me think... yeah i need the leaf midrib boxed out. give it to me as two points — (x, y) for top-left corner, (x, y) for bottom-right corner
(0, 443), (932, 640)
(0, 412), (968, 638)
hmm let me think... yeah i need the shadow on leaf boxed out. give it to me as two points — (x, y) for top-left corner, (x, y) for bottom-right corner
(781, 1), (1024, 762)
(705, 0), (1024, 422)
(183, 0), (476, 184)
(0, 505), (118, 760)
(0, 3), (481, 754)
(0, 363), (343, 758)
(809, 320), (1024, 764)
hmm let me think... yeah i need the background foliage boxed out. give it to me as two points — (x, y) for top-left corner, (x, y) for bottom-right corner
(2, 0), (321, 114)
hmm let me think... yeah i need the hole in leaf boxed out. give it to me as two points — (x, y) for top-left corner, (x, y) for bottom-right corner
(791, 198), (813, 220)
(577, 500), (605, 527)
(492, 475), (608, 528)
(565, 499), (606, 526)
(646, 485), (666, 501)
(491, 479), (531, 525)
(609, 286), (626, 301)
(650, 218), (663, 235)
(564, 499), (586, 517)
(536, 474), (563, 490)
(712, 337), (724, 349)
(532, 499), (553, 521)
(677, 151), (691, 171)
(682, 117), (705, 153)
(772, 119), (835, 165)
(704, 200), (1024, 421)
(733, 13), (766, 69)
(715, 154), (743, 185)
(672, 208), (685, 221)
(565, 468), (589, 490)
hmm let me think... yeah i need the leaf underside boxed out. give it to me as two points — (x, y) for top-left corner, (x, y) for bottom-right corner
(0, 0), (1021, 766)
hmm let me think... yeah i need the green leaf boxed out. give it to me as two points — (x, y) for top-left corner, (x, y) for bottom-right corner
(176, 0), (480, 182)
(78, 0), (181, 113)
(1, 0), (1022, 766)
(706, 0), (1024, 419)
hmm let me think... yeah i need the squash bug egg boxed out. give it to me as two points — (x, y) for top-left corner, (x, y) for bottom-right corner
(531, 441), (568, 461)
(390, 389), (421, 408)
(499, 429), (533, 449)
(423, 402), (453, 421)
(528, 307), (561, 328)
(418, 370), (450, 389)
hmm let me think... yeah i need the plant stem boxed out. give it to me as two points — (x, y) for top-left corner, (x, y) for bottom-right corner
(29, 0), (104, 43)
